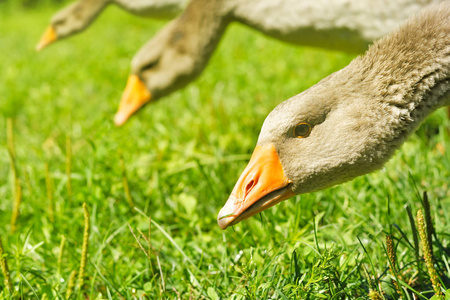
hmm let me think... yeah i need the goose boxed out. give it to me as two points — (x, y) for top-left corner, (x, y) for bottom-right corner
(37, 0), (438, 52)
(217, 3), (450, 229)
(114, 0), (445, 125)
(35, 0), (188, 50)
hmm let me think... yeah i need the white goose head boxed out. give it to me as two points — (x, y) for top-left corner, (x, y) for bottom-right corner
(218, 3), (450, 229)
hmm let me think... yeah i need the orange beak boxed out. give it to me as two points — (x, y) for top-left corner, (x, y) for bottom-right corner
(36, 26), (58, 51)
(114, 75), (152, 126)
(217, 143), (294, 229)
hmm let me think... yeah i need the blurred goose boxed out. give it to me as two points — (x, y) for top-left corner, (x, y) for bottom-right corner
(217, 3), (450, 229)
(35, 0), (188, 50)
(115, 0), (444, 125)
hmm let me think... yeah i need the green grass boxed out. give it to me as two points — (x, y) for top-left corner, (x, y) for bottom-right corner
(0, 3), (449, 299)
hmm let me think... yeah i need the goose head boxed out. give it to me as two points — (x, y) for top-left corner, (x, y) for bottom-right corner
(114, 20), (199, 126)
(36, 1), (107, 51)
(217, 3), (450, 229)
(114, 0), (230, 126)
(217, 74), (396, 229)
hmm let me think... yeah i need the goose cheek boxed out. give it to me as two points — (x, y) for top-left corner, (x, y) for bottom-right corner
(114, 75), (152, 126)
(217, 143), (294, 229)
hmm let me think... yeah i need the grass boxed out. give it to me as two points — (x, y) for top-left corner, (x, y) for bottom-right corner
(0, 2), (449, 299)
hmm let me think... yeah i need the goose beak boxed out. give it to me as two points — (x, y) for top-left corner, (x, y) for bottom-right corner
(36, 26), (57, 51)
(114, 75), (152, 126)
(218, 143), (294, 229)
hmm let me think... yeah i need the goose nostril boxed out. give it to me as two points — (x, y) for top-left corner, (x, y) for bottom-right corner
(245, 179), (256, 195)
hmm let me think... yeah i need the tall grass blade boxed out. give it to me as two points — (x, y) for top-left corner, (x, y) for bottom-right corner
(66, 136), (72, 199)
(10, 178), (22, 234)
(417, 209), (443, 300)
(77, 203), (90, 292)
(45, 163), (55, 222)
(0, 235), (13, 295)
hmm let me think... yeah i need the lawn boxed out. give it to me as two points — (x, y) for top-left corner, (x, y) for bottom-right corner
(0, 2), (449, 299)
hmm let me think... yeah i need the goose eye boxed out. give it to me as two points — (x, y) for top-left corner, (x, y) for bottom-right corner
(293, 122), (311, 138)
(141, 60), (159, 71)
(54, 19), (66, 26)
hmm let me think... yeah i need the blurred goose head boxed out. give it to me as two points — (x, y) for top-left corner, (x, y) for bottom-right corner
(114, 0), (230, 125)
(36, 0), (109, 50)
(36, 0), (188, 51)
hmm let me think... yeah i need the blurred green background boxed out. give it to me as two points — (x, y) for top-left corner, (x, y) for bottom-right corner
(0, 0), (68, 8)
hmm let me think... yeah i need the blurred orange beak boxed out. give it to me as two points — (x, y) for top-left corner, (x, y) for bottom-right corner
(114, 75), (151, 126)
(36, 26), (57, 51)
(217, 143), (294, 229)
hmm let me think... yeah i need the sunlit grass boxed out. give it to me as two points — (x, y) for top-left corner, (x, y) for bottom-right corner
(0, 3), (449, 299)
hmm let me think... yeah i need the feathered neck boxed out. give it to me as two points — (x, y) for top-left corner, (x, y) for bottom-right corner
(350, 5), (450, 116)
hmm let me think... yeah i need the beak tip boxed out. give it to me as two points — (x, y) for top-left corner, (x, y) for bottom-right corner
(217, 204), (237, 230)
(114, 112), (127, 126)
(217, 217), (230, 230)
(35, 41), (49, 51)
(35, 40), (49, 51)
